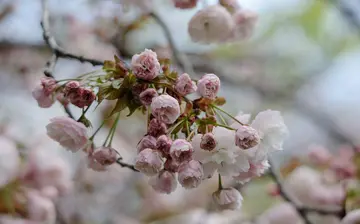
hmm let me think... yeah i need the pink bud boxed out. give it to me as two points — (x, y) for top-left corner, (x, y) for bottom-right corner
(135, 148), (163, 176)
(164, 158), (180, 172)
(139, 88), (158, 106)
(197, 74), (220, 99)
(178, 160), (203, 189)
(147, 119), (167, 137)
(32, 85), (54, 108)
(173, 0), (198, 9)
(149, 170), (177, 194)
(151, 95), (181, 124)
(131, 49), (161, 80)
(170, 139), (193, 163)
(137, 135), (157, 153)
(63, 81), (80, 96)
(46, 116), (88, 151)
(188, 5), (235, 43)
(200, 133), (217, 151)
(41, 77), (57, 95)
(92, 147), (118, 166)
(212, 187), (243, 210)
(235, 125), (260, 149)
(175, 73), (197, 96)
(156, 135), (172, 157)
(81, 88), (96, 107)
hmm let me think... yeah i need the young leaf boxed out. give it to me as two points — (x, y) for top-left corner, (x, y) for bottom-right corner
(110, 96), (128, 116)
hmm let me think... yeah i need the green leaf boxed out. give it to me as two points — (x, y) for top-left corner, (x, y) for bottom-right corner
(110, 96), (128, 116)
(167, 71), (178, 80)
(126, 92), (142, 117)
(112, 79), (122, 89)
(103, 60), (115, 71)
(78, 115), (92, 128)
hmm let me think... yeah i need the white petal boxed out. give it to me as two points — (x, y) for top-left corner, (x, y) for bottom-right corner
(202, 162), (218, 179)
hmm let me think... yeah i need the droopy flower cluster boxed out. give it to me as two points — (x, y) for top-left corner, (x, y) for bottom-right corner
(34, 42), (288, 210)
(0, 135), (72, 223)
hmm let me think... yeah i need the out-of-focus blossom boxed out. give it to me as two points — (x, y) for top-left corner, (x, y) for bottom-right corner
(188, 5), (235, 43)
(135, 148), (163, 176)
(341, 209), (360, 224)
(175, 73), (197, 96)
(177, 160), (203, 189)
(256, 202), (302, 224)
(308, 145), (332, 166)
(330, 147), (356, 179)
(121, 0), (153, 12)
(0, 216), (36, 224)
(0, 137), (19, 188)
(131, 49), (161, 81)
(212, 187), (243, 210)
(139, 88), (158, 106)
(173, 0), (198, 9)
(197, 74), (220, 99)
(151, 95), (181, 124)
(149, 170), (177, 194)
(230, 10), (258, 40)
(137, 135), (157, 153)
(233, 159), (269, 184)
(170, 139), (194, 163)
(46, 116), (88, 152)
(27, 190), (56, 223)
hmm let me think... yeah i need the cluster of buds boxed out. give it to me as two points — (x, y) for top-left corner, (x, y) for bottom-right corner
(34, 51), (288, 209)
(0, 135), (72, 223)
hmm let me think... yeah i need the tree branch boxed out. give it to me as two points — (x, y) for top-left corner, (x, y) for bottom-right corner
(267, 158), (343, 224)
(116, 159), (139, 172)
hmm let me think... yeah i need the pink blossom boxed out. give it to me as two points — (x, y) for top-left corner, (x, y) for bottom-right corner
(175, 73), (197, 96)
(92, 146), (118, 166)
(63, 81), (80, 96)
(22, 148), (72, 196)
(135, 148), (163, 176)
(137, 135), (157, 153)
(173, 0), (198, 9)
(308, 145), (332, 165)
(197, 74), (220, 99)
(151, 95), (181, 124)
(156, 135), (172, 157)
(32, 85), (55, 108)
(131, 49), (161, 80)
(212, 187), (243, 210)
(164, 158), (180, 172)
(188, 5), (235, 43)
(235, 125), (260, 149)
(139, 88), (158, 106)
(41, 77), (57, 95)
(0, 137), (20, 188)
(170, 139), (194, 163)
(147, 119), (167, 137)
(46, 116), (88, 152)
(149, 170), (177, 194)
(178, 160), (203, 189)
(230, 10), (258, 41)
(27, 190), (55, 223)
(200, 133), (217, 151)
(233, 159), (269, 183)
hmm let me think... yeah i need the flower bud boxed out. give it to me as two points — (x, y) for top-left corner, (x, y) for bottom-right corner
(92, 147), (118, 166)
(188, 5), (235, 43)
(178, 160), (203, 189)
(137, 135), (157, 153)
(41, 77), (57, 95)
(173, 0), (198, 9)
(200, 133), (217, 151)
(63, 81), (80, 95)
(149, 170), (177, 194)
(175, 73), (197, 96)
(81, 88), (96, 107)
(135, 148), (163, 176)
(156, 135), (172, 157)
(131, 49), (161, 80)
(235, 125), (260, 150)
(32, 85), (54, 108)
(197, 74), (220, 99)
(170, 139), (193, 163)
(212, 187), (243, 210)
(151, 95), (181, 124)
(164, 158), (180, 172)
(147, 119), (167, 137)
(139, 88), (158, 106)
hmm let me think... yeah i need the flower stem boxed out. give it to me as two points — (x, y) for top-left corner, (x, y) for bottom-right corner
(186, 129), (196, 141)
(214, 123), (236, 130)
(185, 118), (190, 137)
(89, 120), (106, 141)
(103, 112), (120, 146)
(218, 173), (223, 190)
(212, 107), (227, 125)
(56, 78), (82, 83)
(167, 119), (185, 135)
(212, 105), (244, 126)
(108, 112), (121, 147)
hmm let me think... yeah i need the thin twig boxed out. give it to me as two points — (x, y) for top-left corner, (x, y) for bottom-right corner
(267, 159), (343, 224)
(150, 12), (195, 75)
(116, 158), (139, 172)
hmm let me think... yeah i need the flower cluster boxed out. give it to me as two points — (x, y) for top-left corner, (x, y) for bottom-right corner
(0, 135), (72, 223)
(188, 3), (258, 43)
(33, 47), (288, 211)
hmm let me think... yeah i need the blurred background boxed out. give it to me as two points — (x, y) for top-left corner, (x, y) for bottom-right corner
(0, 0), (359, 223)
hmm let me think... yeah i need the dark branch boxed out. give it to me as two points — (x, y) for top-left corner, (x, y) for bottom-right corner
(267, 159), (343, 224)
(116, 159), (139, 172)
